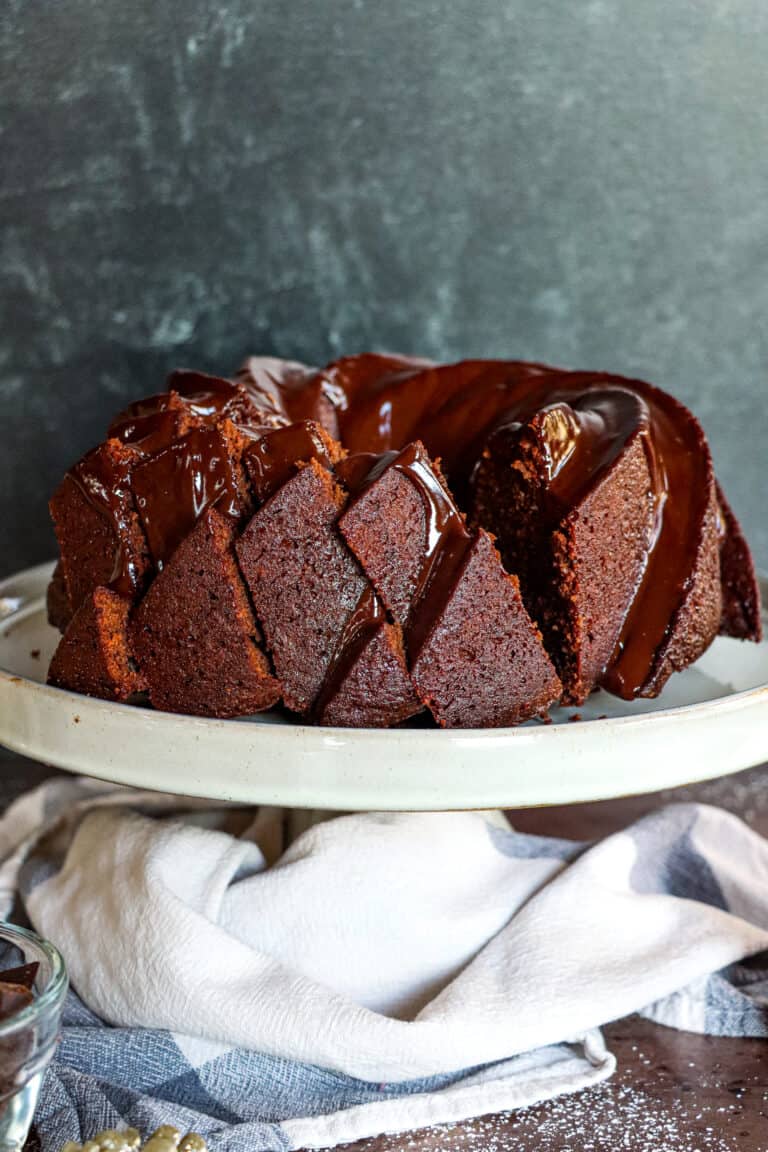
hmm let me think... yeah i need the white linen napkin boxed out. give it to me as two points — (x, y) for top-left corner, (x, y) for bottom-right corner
(3, 778), (768, 1149)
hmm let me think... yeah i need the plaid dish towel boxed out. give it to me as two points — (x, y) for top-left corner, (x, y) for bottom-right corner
(1, 780), (768, 1151)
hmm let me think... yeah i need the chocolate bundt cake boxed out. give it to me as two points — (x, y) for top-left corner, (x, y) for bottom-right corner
(46, 355), (762, 727)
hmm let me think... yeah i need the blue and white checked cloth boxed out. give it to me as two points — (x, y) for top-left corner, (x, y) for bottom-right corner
(0, 778), (767, 1150)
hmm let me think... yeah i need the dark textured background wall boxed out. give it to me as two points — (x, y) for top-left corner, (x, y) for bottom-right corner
(2, 0), (767, 576)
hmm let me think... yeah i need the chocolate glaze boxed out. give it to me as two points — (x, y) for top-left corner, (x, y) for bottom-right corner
(131, 427), (246, 570)
(168, 370), (249, 417)
(169, 369), (289, 428)
(109, 392), (176, 440)
(244, 421), (335, 504)
(238, 356), (319, 426)
(493, 387), (657, 521)
(311, 585), (385, 721)
(69, 444), (144, 597)
(313, 354), (437, 451)
(338, 443), (474, 662)
(297, 358), (716, 699)
(109, 406), (191, 456)
(110, 370), (289, 456)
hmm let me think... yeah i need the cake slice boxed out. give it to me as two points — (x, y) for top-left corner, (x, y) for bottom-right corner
(236, 458), (420, 726)
(130, 508), (279, 717)
(312, 588), (419, 727)
(49, 438), (151, 616)
(337, 442), (562, 727)
(48, 587), (146, 702)
(472, 394), (657, 704)
(472, 380), (760, 702)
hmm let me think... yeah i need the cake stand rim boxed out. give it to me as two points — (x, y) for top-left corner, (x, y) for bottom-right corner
(1, 560), (767, 811)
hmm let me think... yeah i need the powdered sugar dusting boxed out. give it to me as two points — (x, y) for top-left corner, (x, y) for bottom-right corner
(321, 1018), (768, 1151)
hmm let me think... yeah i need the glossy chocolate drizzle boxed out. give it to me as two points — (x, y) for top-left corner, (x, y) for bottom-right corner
(168, 370), (256, 420)
(70, 446), (144, 598)
(77, 369), (295, 587)
(131, 427), (245, 570)
(338, 443), (474, 663)
(496, 387), (656, 518)
(311, 586), (386, 721)
(244, 421), (334, 504)
(238, 356), (322, 427)
(290, 358), (713, 699)
(110, 369), (289, 453)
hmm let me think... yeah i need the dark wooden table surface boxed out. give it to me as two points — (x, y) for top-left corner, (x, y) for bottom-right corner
(3, 750), (767, 1152)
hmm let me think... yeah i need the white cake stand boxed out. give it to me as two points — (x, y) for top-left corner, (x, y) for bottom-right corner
(1, 561), (767, 811)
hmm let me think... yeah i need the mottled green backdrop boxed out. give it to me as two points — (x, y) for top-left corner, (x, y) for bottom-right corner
(2, 0), (767, 572)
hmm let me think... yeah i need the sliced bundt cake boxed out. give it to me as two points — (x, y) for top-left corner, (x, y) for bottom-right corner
(45, 352), (761, 726)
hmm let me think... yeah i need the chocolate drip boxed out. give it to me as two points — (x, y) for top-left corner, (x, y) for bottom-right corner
(244, 421), (335, 504)
(69, 445), (143, 597)
(598, 387), (707, 698)
(339, 444), (474, 663)
(312, 586), (385, 721)
(131, 427), (245, 570)
(334, 450), (394, 495)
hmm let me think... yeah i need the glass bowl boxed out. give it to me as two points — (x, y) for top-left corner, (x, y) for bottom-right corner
(0, 923), (68, 1151)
